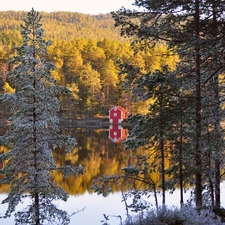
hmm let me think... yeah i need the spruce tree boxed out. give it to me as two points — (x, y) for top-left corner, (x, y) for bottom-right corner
(0, 8), (83, 225)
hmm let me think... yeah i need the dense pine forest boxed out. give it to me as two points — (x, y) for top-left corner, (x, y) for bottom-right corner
(0, 10), (178, 119)
(0, 11), (124, 41)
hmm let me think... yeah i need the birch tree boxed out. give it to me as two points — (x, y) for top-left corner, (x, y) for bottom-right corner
(0, 8), (83, 225)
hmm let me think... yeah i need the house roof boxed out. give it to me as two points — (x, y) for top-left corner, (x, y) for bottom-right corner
(109, 106), (127, 113)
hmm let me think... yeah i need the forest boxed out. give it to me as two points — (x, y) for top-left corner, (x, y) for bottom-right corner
(0, 10), (177, 119)
(1, 2), (225, 224)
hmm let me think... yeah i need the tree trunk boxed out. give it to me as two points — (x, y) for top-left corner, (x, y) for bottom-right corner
(179, 111), (184, 206)
(212, 1), (221, 209)
(35, 193), (40, 225)
(32, 47), (40, 224)
(194, 0), (202, 208)
(159, 88), (165, 206)
(214, 75), (221, 208)
(206, 122), (214, 206)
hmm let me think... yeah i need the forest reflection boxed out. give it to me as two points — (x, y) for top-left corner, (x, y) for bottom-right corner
(0, 125), (133, 195)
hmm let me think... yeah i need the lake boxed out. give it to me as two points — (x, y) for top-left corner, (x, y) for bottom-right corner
(0, 189), (193, 225)
(0, 125), (133, 225)
(0, 125), (224, 225)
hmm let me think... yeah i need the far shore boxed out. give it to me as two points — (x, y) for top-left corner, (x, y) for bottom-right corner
(59, 117), (132, 129)
(0, 118), (132, 129)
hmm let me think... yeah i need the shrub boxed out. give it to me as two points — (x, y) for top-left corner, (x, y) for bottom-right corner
(123, 206), (225, 225)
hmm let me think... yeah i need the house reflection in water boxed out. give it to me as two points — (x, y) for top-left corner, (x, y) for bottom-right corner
(108, 106), (128, 143)
(108, 124), (128, 143)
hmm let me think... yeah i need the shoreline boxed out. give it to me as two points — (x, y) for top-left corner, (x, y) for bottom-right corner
(59, 118), (132, 129)
(0, 118), (132, 129)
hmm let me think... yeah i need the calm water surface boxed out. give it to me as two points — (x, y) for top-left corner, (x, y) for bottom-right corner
(0, 126), (132, 225)
(0, 126), (225, 225)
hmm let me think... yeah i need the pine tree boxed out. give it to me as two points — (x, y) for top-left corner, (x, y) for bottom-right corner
(0, 9), (83, 225)
(112, 0), (225, 208)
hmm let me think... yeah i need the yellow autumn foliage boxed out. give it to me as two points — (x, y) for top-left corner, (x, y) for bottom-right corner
(3, 82), (15, 93)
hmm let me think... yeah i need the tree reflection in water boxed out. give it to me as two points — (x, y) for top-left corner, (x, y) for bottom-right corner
(0, 125), (200, 225)
(0, 125), (134, 225)
(55, 126), (131, 195)
(0, 126), (131, 195)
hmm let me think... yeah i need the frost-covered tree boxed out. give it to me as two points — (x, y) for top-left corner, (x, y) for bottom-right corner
(0, 8), (83, 225)
(111, 0), (225, 208)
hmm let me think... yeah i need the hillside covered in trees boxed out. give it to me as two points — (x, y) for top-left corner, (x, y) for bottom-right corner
(0, 11), (124, 42)
(0, 10), (178, 120)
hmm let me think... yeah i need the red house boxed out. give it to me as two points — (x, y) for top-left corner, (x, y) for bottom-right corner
(109, 124), (128, 143)
(109, 106), (127, 124)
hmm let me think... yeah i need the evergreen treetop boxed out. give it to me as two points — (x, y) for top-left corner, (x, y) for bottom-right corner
(0, 8), (83, 225)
